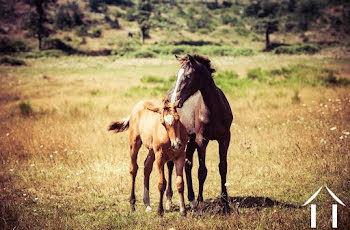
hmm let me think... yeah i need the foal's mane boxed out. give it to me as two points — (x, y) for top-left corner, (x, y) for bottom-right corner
(178, 54), (215, 76)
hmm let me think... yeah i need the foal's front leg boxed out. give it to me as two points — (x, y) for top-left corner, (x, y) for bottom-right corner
(143, 150), (155, 212)
(156, 156), (166, 216)
(165, 161), (174, 211)
(175, 156), (186, 216)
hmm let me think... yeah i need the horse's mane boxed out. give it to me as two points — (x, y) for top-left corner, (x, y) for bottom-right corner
(178, 54), (216, 76)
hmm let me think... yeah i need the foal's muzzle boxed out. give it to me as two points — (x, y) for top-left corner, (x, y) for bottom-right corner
(171, 140), (182, 150)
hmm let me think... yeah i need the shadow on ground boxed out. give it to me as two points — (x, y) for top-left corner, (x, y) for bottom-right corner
(169, 196), (301, 215)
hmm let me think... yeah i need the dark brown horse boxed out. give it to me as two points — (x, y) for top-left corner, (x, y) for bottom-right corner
(165, 54), (233, 213)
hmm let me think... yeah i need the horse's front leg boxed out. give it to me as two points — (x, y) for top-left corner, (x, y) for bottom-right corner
(185, 136), (197, 209)
(143, 150), (155, 212)
(218, 133), (231, 214)
(175, 156), (186, 216)
(165, 161), (174, 211)
(197, 139), (209, 203)
(156, 155), (166, 216)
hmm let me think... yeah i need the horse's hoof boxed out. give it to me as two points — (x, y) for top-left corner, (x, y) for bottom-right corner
(223, 204), (231, 215)
(158, 207), (164, 217)
(165, 200), (172, 211)
(190, 200), (197, 210)
(145, 206), (152, 212)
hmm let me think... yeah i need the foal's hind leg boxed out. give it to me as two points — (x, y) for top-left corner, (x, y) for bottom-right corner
(129, 135), (142, 212)
(218, 133), (231, 214)
(165, 161), (174, 211)
(143, 150), (155, 212)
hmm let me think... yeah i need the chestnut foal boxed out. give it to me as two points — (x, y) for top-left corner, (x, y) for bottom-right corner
(108, 99), (188, 216)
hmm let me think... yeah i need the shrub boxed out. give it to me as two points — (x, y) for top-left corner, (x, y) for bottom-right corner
(42, 38), (77, 54)
(23, 50), (66, 58)
(130, 50), (156, 58)
(220, 13), (238, 25)
(213, 70), (253, 93)
(75, 25), (88, 37)
(0, 37), (30, 54)
(235, 26), (250, 37)
(109, 18), (120, 29)
(273, 44), (321, 54)
(0, 56), (25, 66)
(247, 68), (266, 81)
(90, 28), (102, 38)
(124, 8), (137, 21)
(19, 102), (33, 116)
(141, 75), (166, 84)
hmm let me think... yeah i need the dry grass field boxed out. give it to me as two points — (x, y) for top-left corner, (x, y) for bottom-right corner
(0, 53), (350, 229)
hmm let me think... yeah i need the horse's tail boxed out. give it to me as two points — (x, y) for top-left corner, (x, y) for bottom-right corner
(108, 115), (130, 133)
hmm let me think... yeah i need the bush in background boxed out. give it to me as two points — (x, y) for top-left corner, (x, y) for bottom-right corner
(0, 56), (26, 66)
(273, 44), (321, 54)
(0, 37), (30, 54)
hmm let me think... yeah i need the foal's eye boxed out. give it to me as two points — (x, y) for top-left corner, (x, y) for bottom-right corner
(185, 74), (191, 79)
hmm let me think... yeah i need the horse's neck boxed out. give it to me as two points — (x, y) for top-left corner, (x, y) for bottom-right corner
(199, 78), (222, 114)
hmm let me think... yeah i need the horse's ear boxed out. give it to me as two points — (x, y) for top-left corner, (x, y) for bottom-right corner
(187, 54), (195, 65)
(144, 102), (161, 113)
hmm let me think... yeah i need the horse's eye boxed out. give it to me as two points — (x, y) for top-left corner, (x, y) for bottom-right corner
(185, 74), (191, 79)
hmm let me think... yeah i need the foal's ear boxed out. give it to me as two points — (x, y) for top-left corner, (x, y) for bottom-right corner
(144, 102), (161, 113)
(173, 100), (180, 108)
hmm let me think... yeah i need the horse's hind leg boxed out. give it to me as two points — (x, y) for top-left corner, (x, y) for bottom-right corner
(129, 135), (142, 212)
(197, 139), (209, 203)
(165, 161), (174, 211)
(143, 150), (155, 212)
(218, 133), (231, 214)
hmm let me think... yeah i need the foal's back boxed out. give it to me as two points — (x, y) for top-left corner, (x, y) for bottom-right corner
(129, 100), (168, 150)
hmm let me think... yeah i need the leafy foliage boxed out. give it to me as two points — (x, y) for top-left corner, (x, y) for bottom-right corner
(54, 1), (84, 30)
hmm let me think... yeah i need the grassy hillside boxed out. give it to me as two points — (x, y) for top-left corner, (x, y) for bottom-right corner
(1, 0), (349, 58)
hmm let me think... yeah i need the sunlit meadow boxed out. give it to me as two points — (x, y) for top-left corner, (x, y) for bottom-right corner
(0, 53), (349, 229)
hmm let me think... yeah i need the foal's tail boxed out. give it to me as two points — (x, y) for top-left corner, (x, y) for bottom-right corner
(108, 115), (130, 133)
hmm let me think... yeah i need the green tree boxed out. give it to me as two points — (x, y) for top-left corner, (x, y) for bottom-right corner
(245, 0), (280, 50)
(136, 0), (152, 45)
(23, 0), (56, 50)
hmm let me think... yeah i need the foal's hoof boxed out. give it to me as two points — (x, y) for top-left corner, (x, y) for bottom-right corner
(180, 209), (187, 217)
(165, 200), (172, 211)
(145, 206), (152, 212)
